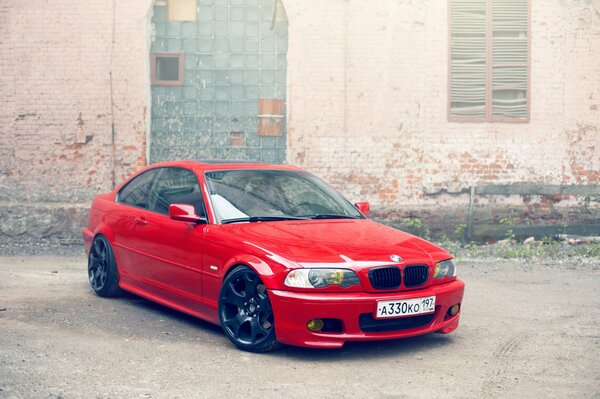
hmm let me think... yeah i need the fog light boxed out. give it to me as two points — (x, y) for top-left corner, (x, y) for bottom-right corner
(448, 304), (460, 317)
(307, 319), (324, 332)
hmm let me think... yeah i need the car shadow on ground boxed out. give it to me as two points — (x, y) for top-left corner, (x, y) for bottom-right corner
(115, 291), (458, 359)
(113, 292), (224, 338)
(274, 334), (457, 361)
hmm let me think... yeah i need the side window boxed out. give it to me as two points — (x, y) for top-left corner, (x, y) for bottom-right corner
(117, 170), (159, 209)
(147, 168), (205, 216)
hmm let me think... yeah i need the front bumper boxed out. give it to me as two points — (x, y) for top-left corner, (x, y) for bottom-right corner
(269, 279), (465, 348)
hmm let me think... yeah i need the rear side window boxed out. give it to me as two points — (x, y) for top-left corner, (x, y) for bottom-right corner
(117, 170), (159, 209)
(147, 168), (205, 216)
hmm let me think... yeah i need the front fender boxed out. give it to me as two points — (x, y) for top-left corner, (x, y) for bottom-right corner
(221, 253), (291, 290)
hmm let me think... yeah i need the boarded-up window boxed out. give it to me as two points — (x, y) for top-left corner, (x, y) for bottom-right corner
(151, 53), (184, 86)
(274, 0), (288, 23)
(229, 131), (246, 147)
(258, 98), (284, 136)
(167, 0), (196, 22)
(449, 0), (529, 122)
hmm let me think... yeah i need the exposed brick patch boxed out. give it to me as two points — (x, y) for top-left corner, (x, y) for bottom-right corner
(566, 124), (600, 184)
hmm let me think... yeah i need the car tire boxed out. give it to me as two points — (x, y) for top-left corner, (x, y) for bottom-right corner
(88, 235), (123, 298)
(218, 265), (282, 353)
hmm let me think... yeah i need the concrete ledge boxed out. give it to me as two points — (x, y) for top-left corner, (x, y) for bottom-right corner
(0, 202), (598, 254)
(0, 202), (89, 240)
(372, 203), (600, 242)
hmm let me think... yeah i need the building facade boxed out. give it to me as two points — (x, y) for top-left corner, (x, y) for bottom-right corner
(0, 0), (598, 248)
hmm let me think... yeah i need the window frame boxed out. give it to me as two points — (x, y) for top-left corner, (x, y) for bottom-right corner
(146, 167), (207, 217)
(151, 52), (185, 86)
(204, 169), (365, 224)
(447, 0), (531, 123)
(116, 167), (206, 217)
(116, 169), (160, 210)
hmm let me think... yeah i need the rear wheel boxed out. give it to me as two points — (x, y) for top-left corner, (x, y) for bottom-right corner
(88, 235), (122, 297)
(218, 266), (281, 352)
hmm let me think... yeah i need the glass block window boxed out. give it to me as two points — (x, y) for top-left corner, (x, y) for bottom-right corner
(449, 0), (529, 122)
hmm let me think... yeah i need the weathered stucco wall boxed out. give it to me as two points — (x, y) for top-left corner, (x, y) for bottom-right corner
(0, 0), (152, 248)
(284, 0), (600, 229)
(0, 0), (598, 249)
(0, 0), (152, 203)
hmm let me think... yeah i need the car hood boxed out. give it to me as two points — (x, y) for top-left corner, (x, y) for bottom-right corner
(218, 219), (450, 269)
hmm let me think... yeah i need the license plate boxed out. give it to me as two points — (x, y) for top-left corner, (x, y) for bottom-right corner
(376, 296), (436, 319)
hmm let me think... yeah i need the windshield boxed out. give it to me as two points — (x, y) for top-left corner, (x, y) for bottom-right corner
(204, 169), (364, 223)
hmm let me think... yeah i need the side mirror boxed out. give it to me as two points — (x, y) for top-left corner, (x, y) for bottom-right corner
(354, 201), (370, 216)
(168, 204), (206, 224)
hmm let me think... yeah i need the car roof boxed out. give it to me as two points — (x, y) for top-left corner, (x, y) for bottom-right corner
(146, 160), (302, 173)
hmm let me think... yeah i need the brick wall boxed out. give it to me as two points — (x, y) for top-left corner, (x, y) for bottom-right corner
(284, 0), (599, 231)
(0, 0), (152, 248)
(0, 0), (598, 249)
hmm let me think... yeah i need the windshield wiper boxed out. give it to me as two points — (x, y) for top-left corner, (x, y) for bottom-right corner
(307, 214), (361, 220)
(221, 215), (310, 224)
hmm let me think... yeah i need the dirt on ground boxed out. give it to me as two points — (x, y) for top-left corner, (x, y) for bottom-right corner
(0, 256), (598, 399)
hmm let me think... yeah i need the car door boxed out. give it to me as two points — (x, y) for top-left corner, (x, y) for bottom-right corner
(112, 168), (160, 285)
(128, 167), (209, 312)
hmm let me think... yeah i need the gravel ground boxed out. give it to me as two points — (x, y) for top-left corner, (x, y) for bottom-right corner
(0, 256), (599, 399)
(0, 239), (83, 257)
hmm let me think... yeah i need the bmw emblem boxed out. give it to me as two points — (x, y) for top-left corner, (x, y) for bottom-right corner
(390, 254), (402, 262)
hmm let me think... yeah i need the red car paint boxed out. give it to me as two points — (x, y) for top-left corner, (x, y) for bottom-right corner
(83, 161), (464, 348)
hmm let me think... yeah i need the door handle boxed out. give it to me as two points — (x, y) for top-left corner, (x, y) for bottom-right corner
(134, 217), (148, 225)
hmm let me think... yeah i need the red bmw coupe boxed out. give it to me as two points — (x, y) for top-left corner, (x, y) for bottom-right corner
(83, 161), (464, 352)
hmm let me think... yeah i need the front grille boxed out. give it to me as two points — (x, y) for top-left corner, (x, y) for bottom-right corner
(359, 313), (434, 332)
(403, 265), (429, 287)
(369, 266), (401, 289)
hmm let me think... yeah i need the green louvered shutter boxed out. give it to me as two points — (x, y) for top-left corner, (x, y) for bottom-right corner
(450, 0), (487, 119)
(492, 0), (528, 119)
(449, 0), (529, 121)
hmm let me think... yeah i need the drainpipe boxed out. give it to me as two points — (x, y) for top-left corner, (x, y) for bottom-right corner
(109, 0), (117, 189)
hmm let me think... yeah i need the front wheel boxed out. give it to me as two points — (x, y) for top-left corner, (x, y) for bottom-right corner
(218, 266), (282, 352)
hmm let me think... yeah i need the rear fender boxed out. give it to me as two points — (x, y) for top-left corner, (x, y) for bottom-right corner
(89, 223), (127, 283)
(82, 222), (116, 256)
(92, 222), (116, 244)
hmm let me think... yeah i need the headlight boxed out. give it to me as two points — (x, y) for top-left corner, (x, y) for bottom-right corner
(433, 259), (457, 279)
(284, 269), (361, 288)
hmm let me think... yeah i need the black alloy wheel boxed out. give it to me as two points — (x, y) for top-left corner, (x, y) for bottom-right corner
(88, 235), (122, 297)
(218, 266), (281, 352)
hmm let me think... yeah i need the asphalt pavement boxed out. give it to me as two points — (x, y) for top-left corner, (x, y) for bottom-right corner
(0, 256), (598, 399)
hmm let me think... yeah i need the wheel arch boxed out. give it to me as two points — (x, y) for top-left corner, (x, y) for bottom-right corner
(221, 254), (284, 290)
(218, 256), (283, 352)
(92, 222), (116, 244)
(89, 225), (123, 282)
